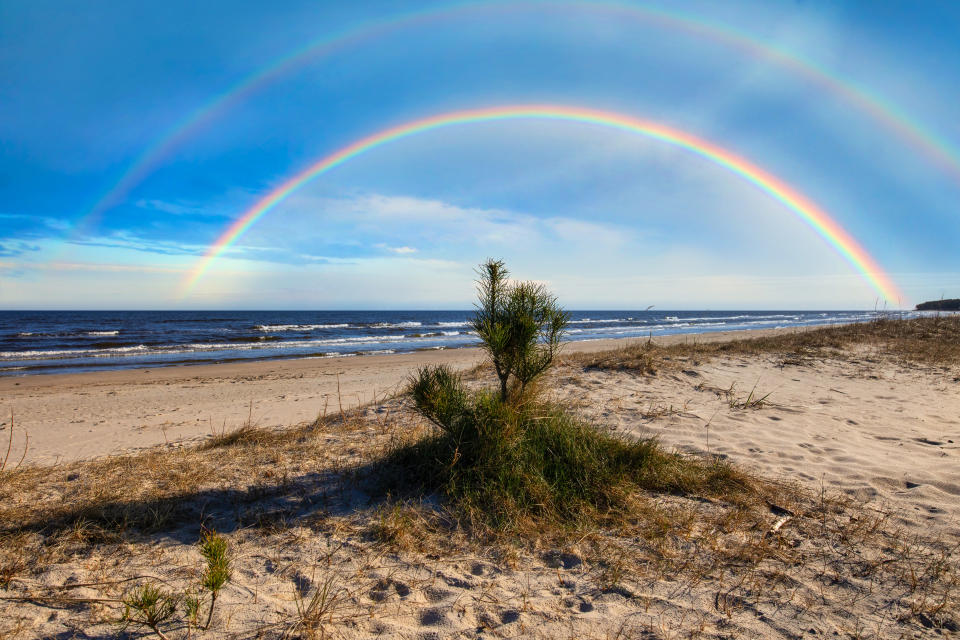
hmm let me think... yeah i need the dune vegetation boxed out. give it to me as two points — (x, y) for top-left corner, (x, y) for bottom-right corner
(1, 266), (958, 638)
(377, 260), (757, 537)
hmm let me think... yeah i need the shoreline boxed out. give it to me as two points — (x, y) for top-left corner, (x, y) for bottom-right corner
(1, 310), (890, 379)
(1, 324), (824, 466)
(1, 323), (828, 384)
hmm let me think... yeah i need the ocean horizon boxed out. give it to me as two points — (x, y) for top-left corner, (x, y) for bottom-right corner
(0, 309), (922, 377)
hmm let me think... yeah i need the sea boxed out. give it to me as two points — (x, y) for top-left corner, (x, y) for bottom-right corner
(0, 310), (902, 376)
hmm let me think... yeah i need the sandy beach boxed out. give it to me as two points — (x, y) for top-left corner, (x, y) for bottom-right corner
(2, 320), (958, 638)
(2, 327), (822, 465)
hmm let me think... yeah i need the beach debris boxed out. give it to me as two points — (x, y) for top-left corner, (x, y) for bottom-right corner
(765, 503), (794, 536)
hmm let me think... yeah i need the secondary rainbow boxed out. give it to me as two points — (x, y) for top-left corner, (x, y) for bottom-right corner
(181, 105), (902, 304)
(71, 1), (960, 250)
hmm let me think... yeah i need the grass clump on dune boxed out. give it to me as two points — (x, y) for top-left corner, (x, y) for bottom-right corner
(379, 260), (751, 533)
(384, 365), (747, 532)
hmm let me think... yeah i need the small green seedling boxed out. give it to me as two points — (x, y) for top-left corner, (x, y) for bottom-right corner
(119, 582), (179, 640)
(183, 588), (202, 631)
(199, 529), (231, 630)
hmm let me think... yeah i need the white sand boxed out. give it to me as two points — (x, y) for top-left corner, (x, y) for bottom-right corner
(558, 349), (960, 538)
(2, 327), (958, 638)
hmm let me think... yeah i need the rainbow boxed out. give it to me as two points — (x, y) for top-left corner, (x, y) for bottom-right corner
(72, 1), (959, 246)
(181, 105), (903, 305)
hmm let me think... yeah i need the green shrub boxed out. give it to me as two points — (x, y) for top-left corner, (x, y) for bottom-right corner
(396, 366), (746, 531)
(471, 259), (569, 402)
(119, 582), (179, 639)
(198, 529), (231, 630)
(388, 260), (750, 534)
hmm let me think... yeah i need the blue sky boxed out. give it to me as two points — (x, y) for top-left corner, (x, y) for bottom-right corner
(1, 0), (958, 309)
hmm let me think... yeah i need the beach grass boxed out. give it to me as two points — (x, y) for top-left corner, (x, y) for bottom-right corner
(575, 314), (960, 374)
(374, 365), (755, 539)
(1, 315), (958, 636)
(2, 397), (957, 636)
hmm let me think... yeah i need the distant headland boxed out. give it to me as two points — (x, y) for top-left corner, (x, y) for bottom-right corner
(915, 298), (960, 311)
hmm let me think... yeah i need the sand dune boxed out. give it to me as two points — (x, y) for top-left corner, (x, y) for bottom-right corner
(2, 325), (958, 638)
(557, 350), (960, 538)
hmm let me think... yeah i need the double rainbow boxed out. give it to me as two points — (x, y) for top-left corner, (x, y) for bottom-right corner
(72, 1), (959, 247)
(181, 105), (902, 305)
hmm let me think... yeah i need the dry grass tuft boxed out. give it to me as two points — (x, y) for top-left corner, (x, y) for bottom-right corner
(286, 573), (346, 639)
(575, 315), (960, 375)
(200, 423), (291, 450)
(0, 411), (28, 476)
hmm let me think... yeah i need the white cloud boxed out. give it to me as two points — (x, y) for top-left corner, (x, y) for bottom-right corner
(135, 199), (202, 216)
(545, 218), (629, 249)
(375, 243), (417, 254)
(277, 192), (637, 256)
(0, 184), (908, 309)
